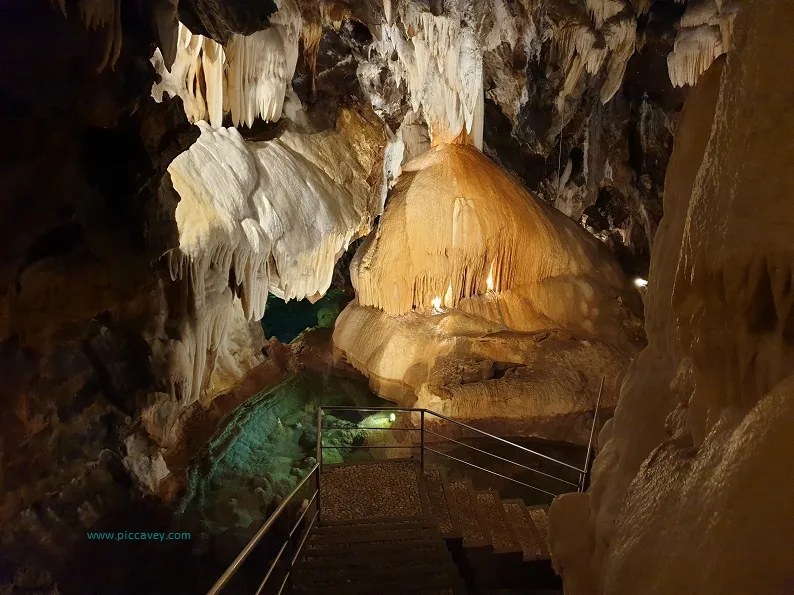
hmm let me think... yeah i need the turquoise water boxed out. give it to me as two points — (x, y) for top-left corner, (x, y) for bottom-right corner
(260, 290), (347, 343)
(179, 371), (388, 535)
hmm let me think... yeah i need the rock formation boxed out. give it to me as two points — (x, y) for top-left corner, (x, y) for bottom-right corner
(4, 0), (789, 592)
(548, 2), (794, 593)
(334, 143), (643, 442)
(164, 106), (399, 403)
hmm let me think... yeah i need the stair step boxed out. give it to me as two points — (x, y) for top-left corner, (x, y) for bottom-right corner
(291, 559), (462, 589)
(302, 535), (447, 558)
(473, 490), (522, 554)
(446, 480), (490, 548)
(292, 571), (463, 595)
(424, 470), (460, 539)
(502, 499), (547, 562)
(295, 545), (453, 572)
(320, 459), (424, 523)
(526, 505), (551, 558)
(314, 517), (435, 533)
(307, 525), (436, 545)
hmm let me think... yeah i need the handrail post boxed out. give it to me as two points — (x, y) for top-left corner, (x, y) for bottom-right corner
(316, 408), (322, 522)
(581, 376), (605, 492)
(287, 506), (294, 587)
(316, 407), (323, 471)
(420, 410), (425, 471)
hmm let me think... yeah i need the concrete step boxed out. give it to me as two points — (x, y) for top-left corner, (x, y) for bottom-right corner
(473, 490), (522, 555)
(423, 470), (461, 539)
(292, 554), (463, 594)
(445, 480), (490, 549)
(292, 516), (466, 595)
(295, 545), (453, 572)
(313, 516), (435, 533)
(502, 499), (549, 562)
(320, 459), (424, 523)
(292, 573), (462, 595)
(526, 505), (551, 559)
(306, 523), (437, 546)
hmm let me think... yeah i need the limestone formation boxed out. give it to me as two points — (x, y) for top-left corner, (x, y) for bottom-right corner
(334, 304), (628, 443)
(152, 1), (302, 127)
(667, 0), (738, 87)
(6, 1), (791, 593)
(349, 144), (642, 347)
(334, 144), (643, 442)
(165, 107), (400, 403)
(548, 2), (794, 593)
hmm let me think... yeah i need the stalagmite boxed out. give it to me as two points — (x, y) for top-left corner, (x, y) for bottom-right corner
(350, 143), (639, 347)
(334, 143), (643, 441)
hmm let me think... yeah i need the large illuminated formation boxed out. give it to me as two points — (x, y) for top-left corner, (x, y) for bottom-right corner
(351, 143), (639, 342)
(334, 143), (642, 440)
(165, 110), (401, 403)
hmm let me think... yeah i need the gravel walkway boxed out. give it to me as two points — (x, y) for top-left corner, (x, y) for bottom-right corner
(321, 460), (423, 522)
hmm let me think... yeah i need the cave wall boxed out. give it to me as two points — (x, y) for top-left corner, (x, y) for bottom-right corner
(0, 2), (202, 588)
(0, 0), (737, 591)
(548, 2), (794, 593)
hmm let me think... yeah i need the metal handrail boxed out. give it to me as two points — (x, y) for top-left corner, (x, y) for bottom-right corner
(322, 426), (423, 431)
(319, 376), (604, 495)
(206, 461), (320, 595)
(320, 406), (589, 473)
(423, 428), (580, 488)
(426, 410), (585, 474)
(425, 446), (558, 498)
(210, 380), (604, 593)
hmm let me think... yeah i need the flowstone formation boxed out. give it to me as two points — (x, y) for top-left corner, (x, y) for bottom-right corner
(0, 0), (755, 592)
(334, 143), (644, 443)
(547, 2), (794, 593)
(163, 106), (400, 404)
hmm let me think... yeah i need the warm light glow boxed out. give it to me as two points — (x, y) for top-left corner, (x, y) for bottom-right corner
(389, 413), (396, 423)
(634, 277), (648, 288)
(432, 296), (442, 313)
(444, 282), (453, 307)
(486, 261), (495, 291)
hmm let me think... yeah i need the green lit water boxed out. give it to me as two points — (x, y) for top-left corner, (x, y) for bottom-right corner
(261, 290), (346, 343)
(179, 371), (389, 536)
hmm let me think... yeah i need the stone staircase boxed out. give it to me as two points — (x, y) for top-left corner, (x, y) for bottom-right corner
(423, 470), (558, 592)
(291, 516), (466, 594)
(287, 460), (560, 594)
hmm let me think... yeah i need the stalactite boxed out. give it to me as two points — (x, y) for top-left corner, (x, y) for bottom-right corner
(553, 0), (635, 106)
(667, 0), (738, 88)
(151, 0), (301, 128)
(165, 108), (399, 403)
